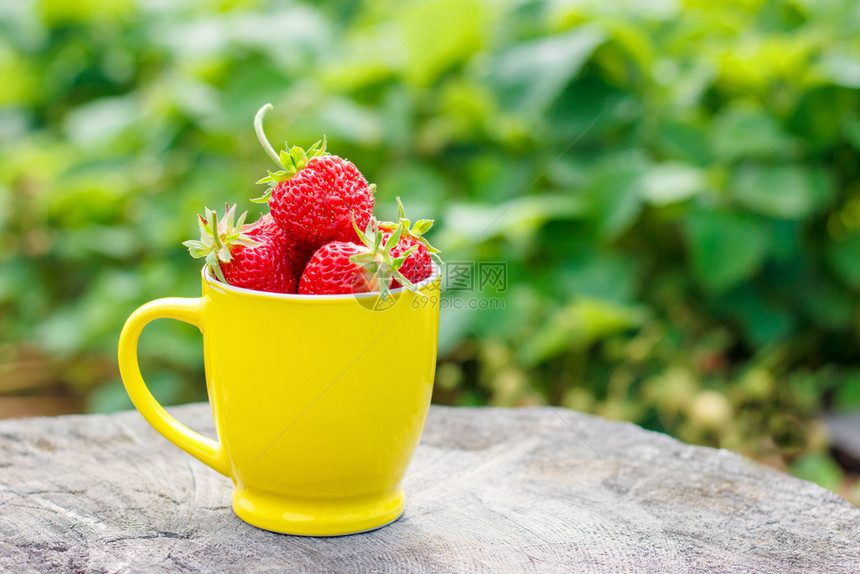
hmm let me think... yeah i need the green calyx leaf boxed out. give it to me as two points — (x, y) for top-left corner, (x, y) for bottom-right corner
(383, 224), (402, 251)
(348, 218), (425, 299)
(182, 203), (263, 284)
(412, 219), (434, 236)
(251, 188), (273, 203)
(253, 103), (328, 195)
(392, 245), (418, 267)
(377, 196), (444, 265)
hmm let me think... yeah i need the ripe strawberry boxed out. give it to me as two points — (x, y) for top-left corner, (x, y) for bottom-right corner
(252, 104), (374, 252)
(255, 212), (287, 244)
(298, 241), (376, 296)
(256, 212), (313, 282)
(299, 221), (418, 297)
(384, 232), (432, 287)
(288, 242), (317, 282)
(183, 204), (296, 294)
(378, 197), (441, 287)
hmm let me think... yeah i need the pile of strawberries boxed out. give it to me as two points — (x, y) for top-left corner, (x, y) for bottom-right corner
(184, 104), (440, 297)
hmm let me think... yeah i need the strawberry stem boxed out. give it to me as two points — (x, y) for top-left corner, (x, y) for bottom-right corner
(255, 103), (281, 166)
(253, 102), (329, 202)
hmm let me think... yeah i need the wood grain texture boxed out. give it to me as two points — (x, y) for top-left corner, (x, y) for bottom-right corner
(0, 404), (858, 573)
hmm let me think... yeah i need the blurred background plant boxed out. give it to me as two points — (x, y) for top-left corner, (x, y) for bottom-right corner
(2, 0), (859, 503)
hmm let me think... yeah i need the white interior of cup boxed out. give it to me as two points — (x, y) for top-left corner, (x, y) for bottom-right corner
(203, 261), (442, 300)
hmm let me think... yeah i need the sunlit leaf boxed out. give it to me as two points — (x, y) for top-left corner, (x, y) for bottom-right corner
(711, 107), (798, 161)
(730, 165), (835, 219)
(487, 24), (605, 113)
(400, 0), (484, 87)
(640, 163), (707, 206)
(520, 297), (648, 365)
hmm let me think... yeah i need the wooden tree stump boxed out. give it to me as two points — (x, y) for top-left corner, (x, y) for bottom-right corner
(1, 404), (858, 572)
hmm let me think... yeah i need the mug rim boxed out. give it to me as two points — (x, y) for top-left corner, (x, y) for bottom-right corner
(202, 261), (442, 301)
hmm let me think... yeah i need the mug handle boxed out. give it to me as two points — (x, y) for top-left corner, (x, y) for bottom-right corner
(118, 297), (231, 477)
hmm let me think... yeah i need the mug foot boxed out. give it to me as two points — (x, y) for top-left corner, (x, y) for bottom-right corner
(232, 487), (405, 536)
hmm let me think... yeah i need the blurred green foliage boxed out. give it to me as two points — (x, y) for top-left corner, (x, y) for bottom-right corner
(2, 0), (860, 498)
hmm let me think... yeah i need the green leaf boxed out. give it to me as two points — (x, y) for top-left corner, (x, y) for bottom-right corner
(441, 195), (587, 244)
(730, 165), (835, 220)
(393, 270), (417, 290)
(87, 380), (135, 414)
(318, 100), (382, 146)
(827, 232), (860, 289)
(819, 49), (860, 89)
(289, 146), (306, 168)
(791, 86), (855, 150)
(710, 107), (797, 162)
(583, 152), (646, 239)
(236, 237), (263, 249)
(556, 252), (638, 304)
(833, 371), (860, 411)
(251, 190), (272, 203)
(210, 261), (227, 283)
(520, 297), (648, 366)
(791, 453), (843, 493)
(182, 240), (209, 258)
(350, 252), (377, 265)
(396, 196), (407, 221)
(279, 150), (292, 169)
(683, 209), (771, 292)
(845, 118), (860, 150)
(640, 163), (707, 206)
(397, 245), (418, 262)
(657, 121), (711, 166)
(715, 285), (796, 347)
(306, 136), (327, 157)
(795, 267), (855, 330)
(383, 223), (402, 251)
(225, 204), (236, 231)
(400, 0), (484, 87)
(487, 24), (605, 114)
(412, 219), (434, 235)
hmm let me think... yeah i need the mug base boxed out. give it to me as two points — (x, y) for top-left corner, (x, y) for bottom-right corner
(232, 487), (405, 536)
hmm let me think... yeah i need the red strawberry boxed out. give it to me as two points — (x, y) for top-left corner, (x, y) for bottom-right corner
(252, 104), (374, 252)
(383, 231), (432, 287)
(256, 212), (313, 282)
(288, 242), (317, 282)
(183, 204), (296, 294)
(298, 241), (376, 295)
(299, 221), (418, 297)
(255, 212), (287, 244)
(378, 197), (441, 287)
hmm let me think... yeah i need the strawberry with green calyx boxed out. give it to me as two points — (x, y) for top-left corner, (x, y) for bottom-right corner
(378, 197), (442, 286)
(297, 242), (377, 296)
(251, 103), (375, 251)
(183, 204), (296, 294)
(298, 220), (418, 298)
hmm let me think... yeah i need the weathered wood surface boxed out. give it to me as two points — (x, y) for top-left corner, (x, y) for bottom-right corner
(1, 404), (859, 573)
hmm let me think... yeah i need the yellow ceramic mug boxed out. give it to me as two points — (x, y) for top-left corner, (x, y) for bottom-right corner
(118, 265), (440, 536)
